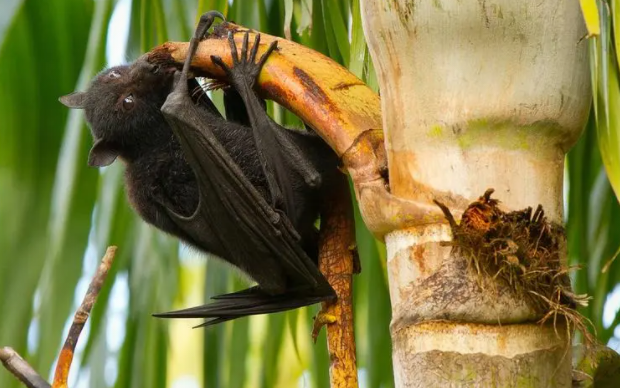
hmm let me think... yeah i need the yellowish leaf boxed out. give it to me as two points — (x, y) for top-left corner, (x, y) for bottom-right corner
(580, 0), (601, 37)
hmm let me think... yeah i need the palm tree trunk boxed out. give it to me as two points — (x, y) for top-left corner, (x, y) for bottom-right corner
(359, 0), (590, 386)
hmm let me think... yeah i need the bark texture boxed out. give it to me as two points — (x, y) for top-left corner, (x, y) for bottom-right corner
(359, 0), (591, 386)
(318, 174), (359, 388)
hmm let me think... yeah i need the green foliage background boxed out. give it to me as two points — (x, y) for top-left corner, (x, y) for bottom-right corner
(0, 0), (618, 387)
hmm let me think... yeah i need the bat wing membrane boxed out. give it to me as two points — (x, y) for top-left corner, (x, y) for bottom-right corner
(159, 88), (330, 298)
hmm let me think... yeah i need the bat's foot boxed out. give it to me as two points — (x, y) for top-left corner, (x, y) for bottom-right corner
(311, 307), (337, 343)
(211, 31), (278, 91)
(181, 11), (226, 84)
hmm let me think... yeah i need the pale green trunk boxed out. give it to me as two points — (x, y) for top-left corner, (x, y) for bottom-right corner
(359, 0), (590, 386)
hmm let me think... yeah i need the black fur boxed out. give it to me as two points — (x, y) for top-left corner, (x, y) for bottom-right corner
(62, 56), (333, 256)
(60, 35), (338, 324)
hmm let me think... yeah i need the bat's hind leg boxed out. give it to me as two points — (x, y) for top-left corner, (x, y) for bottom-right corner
(179, 11), (226, 90)
(211, 32), (323, 202)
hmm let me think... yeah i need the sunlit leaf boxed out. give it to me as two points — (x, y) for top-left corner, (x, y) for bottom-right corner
(283, 0), (293, 40)
(580, 0), (601, 37)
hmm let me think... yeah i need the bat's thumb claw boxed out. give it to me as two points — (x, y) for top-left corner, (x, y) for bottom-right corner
(211, 54), (224, 62)
(269, 211), (281, 225)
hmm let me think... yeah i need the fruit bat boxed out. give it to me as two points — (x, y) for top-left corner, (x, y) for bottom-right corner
(59, 11), (337, 326)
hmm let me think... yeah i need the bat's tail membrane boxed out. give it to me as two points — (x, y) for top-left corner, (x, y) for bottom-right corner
(153, 286), (335, 327)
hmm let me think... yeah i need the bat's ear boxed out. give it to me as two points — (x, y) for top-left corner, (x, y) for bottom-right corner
(88, 139), (118, 167)
(59, 92), (86, 109)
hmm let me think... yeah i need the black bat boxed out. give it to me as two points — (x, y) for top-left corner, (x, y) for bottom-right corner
(59, 11), (338, 326)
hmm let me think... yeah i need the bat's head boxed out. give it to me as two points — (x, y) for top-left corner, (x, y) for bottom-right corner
(59, 56), (177, 167)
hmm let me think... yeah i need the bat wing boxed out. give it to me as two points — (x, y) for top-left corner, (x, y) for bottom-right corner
(158, 286), (330, 327)
(153, 80), (333, 322)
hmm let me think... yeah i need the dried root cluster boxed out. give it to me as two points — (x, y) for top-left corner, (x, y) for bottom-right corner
(435, 189), (592, 342)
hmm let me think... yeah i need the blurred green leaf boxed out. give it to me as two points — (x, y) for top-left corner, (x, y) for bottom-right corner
(283, 0), (293, 39)
(36, 0), (113, 374)
(310, 315), (329, 388)
(203, 258), (228, 388)
(594, 1), (620, 201)
(0, 0), (95, 386)
(260, 313), (286, 388)
(227, 279), (250, 388)
(3, 2), (620, 388)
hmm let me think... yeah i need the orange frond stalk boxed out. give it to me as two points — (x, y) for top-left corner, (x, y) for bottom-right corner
(52, 246), (117, 388)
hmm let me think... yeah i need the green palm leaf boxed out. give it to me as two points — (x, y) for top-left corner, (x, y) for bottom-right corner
(1, 2), (619, 388)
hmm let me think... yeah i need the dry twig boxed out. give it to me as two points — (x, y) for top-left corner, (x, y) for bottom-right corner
(0, 246), (117, 388)
(52, 246), (116, 388)
(0, 347), (50, 388)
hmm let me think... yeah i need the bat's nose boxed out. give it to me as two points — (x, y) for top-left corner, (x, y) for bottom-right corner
(304, 173), (321, 188)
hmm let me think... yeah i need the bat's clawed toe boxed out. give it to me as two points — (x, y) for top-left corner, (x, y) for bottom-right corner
(249, 34), (261, 62)
(195, 11), (226, 40)
(210, 55), (229, 74)
(312, 308), (338, 343)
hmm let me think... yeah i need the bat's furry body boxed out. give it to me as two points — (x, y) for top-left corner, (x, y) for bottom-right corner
(60, 18), (338, 325)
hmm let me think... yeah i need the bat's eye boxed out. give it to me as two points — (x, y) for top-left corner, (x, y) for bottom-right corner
(122, 94), (135, 110)
(109, 70), (121, 79)
(151, 65), (160, 74)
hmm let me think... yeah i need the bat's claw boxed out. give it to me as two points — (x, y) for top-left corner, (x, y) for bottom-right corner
(195, 11), (226, 41)
(311, 308), (337, 343)
(211, 55), (230, 74)
(224, 30), (278, 90)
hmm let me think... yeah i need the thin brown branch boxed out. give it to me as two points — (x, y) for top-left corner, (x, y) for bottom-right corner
(1, 246), (117, 388)
(315, 173), (359, 388)
(52, 246), (117, 388)
(0, 347), (50, 388)
(601, 244), (620, 273)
